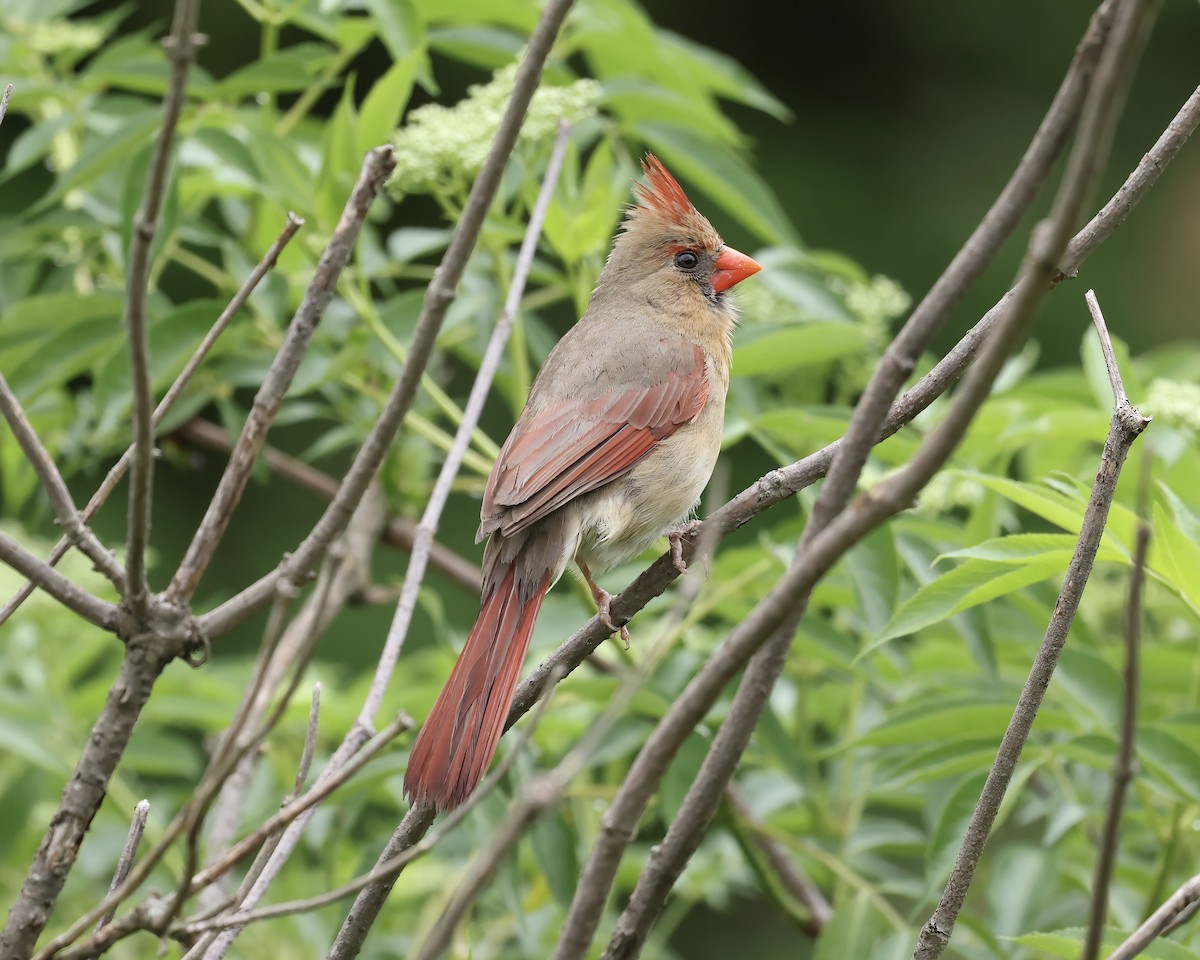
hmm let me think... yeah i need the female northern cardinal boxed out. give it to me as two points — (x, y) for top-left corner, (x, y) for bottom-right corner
(404, 154), (761, 810)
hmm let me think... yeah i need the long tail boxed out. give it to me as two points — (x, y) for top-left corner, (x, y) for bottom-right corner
(404, 561), (551, 811)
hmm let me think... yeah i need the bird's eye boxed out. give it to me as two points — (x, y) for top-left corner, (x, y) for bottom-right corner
(673, 250), (699, 271)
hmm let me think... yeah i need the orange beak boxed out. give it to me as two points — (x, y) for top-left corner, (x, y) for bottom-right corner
(711, 246), (762, 293)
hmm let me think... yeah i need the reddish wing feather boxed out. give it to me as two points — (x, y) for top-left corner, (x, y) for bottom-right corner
(480, 342), (709, 539)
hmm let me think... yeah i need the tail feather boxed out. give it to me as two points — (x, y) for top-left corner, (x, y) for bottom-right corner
(404, 563), (550, 811)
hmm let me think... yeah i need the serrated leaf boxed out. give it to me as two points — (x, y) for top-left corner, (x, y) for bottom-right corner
(872, 554), (1066, 647)
(1153, 503), (1200, 616)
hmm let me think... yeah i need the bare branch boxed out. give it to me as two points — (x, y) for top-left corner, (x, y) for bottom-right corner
(365, 119), (570, 738)
(44, 713), (411, 960)
(1082, 416), (1151, 960)
(554, 1), (1153, 954)
(294, 684), (321, 797)
(0, 83), (12, 126)
(0, 375), (125, 590)
(0, 534), (120, 630)
(3, 631), (185, 959)
(1105, 873), (1200, 960)
(95, 801), (150, 933)
(125, 0), (203, 617)
(0, 214), (303, 628)
(167, 146), (396, 604)
(172, 416), (479, 592)
(1085, 289), (1128, 406)
(197, 0), (578, 640)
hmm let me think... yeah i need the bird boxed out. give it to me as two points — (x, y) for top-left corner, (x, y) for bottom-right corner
(403, 153), (762, 811)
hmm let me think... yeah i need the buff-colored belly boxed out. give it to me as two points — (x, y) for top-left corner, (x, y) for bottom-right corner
(576, 402), (723, 573)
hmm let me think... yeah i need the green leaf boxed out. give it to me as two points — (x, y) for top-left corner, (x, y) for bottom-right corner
(1153, 503), (1200, 616)
(1009, 928), (1200, 959)
(210, 43), (336, 98)
(733, 322), (867, 377)
(936, 532), (1121, 566)
(872, 554), (1066, 647)
(661, 732), (710, 823)
(357, 49), (424, 157)
(1054, 647), (1122, 731)
(813, 891), (884, 960)
(1138, 725), (1200, 803)
(35, 109), (161, 211)
(363, 0), (423, 61)
(845, 526), (899, 637)
(530, 810), (579, 908)
(852, 702), (1072, 749)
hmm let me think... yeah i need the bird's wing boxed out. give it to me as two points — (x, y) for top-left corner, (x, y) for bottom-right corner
(479, 339), (709, 540)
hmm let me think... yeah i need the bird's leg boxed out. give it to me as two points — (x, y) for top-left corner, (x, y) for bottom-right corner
(578, 559), (630, 649)
(664, 519), (704, 575)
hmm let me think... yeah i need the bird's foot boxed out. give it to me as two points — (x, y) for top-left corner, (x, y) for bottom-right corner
(665, 519), (704, 575)
(579, 560), (630, 649)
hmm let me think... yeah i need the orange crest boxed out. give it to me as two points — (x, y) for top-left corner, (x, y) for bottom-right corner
(634, 154), (696, 221)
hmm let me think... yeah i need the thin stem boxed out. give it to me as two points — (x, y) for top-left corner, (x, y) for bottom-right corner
(0, 375), (125, 591)
(0, 213), (302, 628)
(124, 0), (202, 617)
(196, 0), (576, 640)
(1081, 405), (1151, 960)
(172, 417), (479, 592)
(0, 534), (120, 630)
(95, 800), (150, 932)
(168, 147), (396, 604)
(1105, 873), (1200, 960)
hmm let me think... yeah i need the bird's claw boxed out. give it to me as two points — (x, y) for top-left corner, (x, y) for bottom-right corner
(666, 519), (704, 575)
(594, 589), (631, 650)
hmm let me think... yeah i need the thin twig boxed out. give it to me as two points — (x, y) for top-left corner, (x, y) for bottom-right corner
(125, 0), (203, 618)
(196, 0), (578, 641)
(1085, 289), (1128, 405)
(46, 713), (411, 960)
(1105, 873), (1200, 960)
(172, 416), (479, 592)
(556, 1), (1150, 954)
(0, 534), (120, 630)
(0, 84), (12, 127)
(95, 801), (151, 933)
(260, 113), (572, 960)
(175, 668), (564, 944)
(0, 375), (126, 591)
(0, 214), (303, 628)
(295, 684), (321, 796)
(1081, 360), (1151, 960)
(168, 147), (396, 604)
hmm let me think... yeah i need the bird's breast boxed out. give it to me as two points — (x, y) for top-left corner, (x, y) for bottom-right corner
(576, 393), (725, 573)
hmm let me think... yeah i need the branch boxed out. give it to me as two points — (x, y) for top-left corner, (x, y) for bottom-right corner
(124, 0), (203, 617)
(0, 533), (120, 630)
(235, 112), (572, 960)
(172, 416), (479, 592)
(2, 631), (183, 959)
(1105, 873), (1200, 960)
(1081, 299), (1151, 960)
(0, 213), (303, 629)
(95, 800), (150, 933)
(553, 1), (1151, 954)
(167, 146), (395, 604)
(196, 0), (578, 640)
(0, 374), (125, 590)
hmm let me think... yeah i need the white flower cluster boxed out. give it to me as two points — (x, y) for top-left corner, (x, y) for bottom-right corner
(830, 273), (911, 329)
(391, 64), (602, 197)
(1143, 377), (1200, 429)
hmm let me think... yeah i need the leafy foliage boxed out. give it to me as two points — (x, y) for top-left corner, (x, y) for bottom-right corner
(1, 1), (1198, 959)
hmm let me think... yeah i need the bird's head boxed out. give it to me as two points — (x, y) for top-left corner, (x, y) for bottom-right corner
(599, 154), (761, 325)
